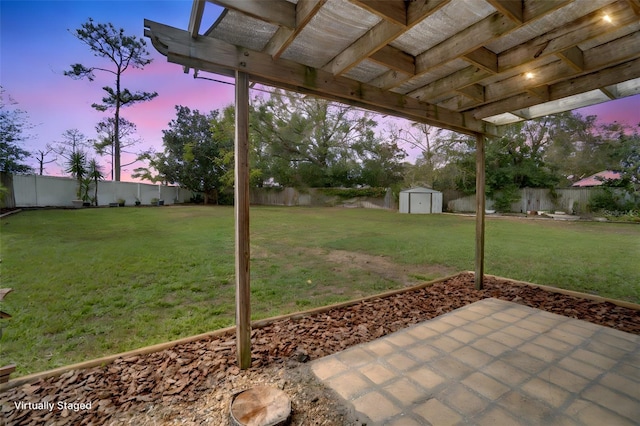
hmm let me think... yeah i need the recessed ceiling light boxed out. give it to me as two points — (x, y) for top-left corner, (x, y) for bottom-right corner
(525, 72), (534, 79)
(603, 14), (612, 23)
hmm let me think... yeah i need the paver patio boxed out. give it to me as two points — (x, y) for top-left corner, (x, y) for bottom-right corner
(311, 298), (640, 425)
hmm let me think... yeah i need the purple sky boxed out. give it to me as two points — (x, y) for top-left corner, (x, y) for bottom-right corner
(2, 1), (639, 181)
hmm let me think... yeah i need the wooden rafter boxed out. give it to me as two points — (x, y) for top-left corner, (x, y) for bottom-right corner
(387, 1), (571, 92)
(323, 20), (405, 76)
(415, 12), (515, 75)
(487, 0), (524, 24)
(407, 0), (451, 25)
(626, 0), (640, 14)
(409, 66), (491, 102)
(349, 0), (408, 26)
(146, 20), (495, 136)
(497, 1), (635, 72)
(464, 47), (499, 74)
(487, 0), (571, 24)
(208, 0), (296, 29)
(473, 57), (640, 118)
(557, 46), (585, 72)
(408, 2), (638, 108)
(600, 85), (620, 99)
(264, 0), (326, 59)
(456, 84), (486, 103)
(369, 45), (415, 75)
(326, 0), (448, 77)
(454, 30), (640, 114)
(188, 0), (206, 38)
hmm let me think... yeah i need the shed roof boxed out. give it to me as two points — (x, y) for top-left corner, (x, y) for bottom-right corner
(401, 187), (441, 193)
(144, 0), (640, 136)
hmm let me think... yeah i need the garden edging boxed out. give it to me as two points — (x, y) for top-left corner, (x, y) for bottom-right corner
(2, 271), (638, 392)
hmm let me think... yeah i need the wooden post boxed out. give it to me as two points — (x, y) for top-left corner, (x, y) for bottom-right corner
(235, 70), (251, 369)
(475, 133), (486, 290)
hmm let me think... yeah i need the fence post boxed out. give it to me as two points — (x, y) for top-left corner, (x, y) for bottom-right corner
(33, 174), (38, 207)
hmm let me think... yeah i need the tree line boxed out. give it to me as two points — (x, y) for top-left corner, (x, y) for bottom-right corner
(3, 80), (638, 211)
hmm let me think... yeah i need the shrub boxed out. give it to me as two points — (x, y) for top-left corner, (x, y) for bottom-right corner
(189, 194), (204, 204)
(492, 185), (521, 212)
(588, 187), (639, 212)
(0, 182), (7, 207)
(318, 187), (387, 199)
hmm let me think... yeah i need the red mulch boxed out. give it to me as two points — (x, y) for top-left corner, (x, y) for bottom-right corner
(2, 272), (639, 425)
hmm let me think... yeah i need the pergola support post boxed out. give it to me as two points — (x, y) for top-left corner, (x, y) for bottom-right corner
(235, 70), (251, 369)
(475, 133), (486, 290)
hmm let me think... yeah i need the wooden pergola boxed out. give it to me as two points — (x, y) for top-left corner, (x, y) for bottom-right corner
(144, 0), (640, 368)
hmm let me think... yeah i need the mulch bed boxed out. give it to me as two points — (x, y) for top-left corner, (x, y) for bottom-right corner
(2, 272), (639, 425)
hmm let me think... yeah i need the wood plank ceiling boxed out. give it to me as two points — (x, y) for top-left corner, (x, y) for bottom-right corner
(145, 0), (640, 136)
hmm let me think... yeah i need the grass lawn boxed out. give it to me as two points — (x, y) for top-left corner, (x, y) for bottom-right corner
(1, 206), (638, 375)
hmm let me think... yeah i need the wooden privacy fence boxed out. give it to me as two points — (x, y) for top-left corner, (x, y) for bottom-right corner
(445, 187), (600, 214)
(250, 187), (396, 209)
(1, 173), (192, 208)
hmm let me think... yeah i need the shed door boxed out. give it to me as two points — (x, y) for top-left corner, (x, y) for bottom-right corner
(410, 193), (431, 214)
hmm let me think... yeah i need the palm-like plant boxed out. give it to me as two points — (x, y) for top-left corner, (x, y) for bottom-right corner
(66, 151), (87, 200)
(87, 159), (104, 205)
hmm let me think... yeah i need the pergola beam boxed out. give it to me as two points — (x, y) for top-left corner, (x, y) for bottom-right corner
(497, 1), (635, 72)
(408, 2), (636, 105)
(410, 66), (490, 101)
(457, 84), (486, 103)
(463, 47), (499, 74)
(416, 12), (515, 76)
(473, 56), (640, 118)
(557, 46), (585, 72)
(264, 0), (326, 59)
(188, 0), (206, 38)
(407, 0), (451, 25)
(343, 0), (450, 84)
(144, 19), (496, 136)
(426, 29), (640, 114)
(208, 0), (296, 29)
(486, 0), (524, 24)
(391, 1), (570, 93)
(369, 45), (415, 75)
(350, 0), (407, 26)
(323, 20), (404, 76)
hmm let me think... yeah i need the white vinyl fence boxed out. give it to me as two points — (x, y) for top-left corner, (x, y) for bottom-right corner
(6, 174), (192, 207)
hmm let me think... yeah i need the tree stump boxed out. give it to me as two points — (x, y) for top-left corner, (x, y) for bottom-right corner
(229, 386), (291, 426)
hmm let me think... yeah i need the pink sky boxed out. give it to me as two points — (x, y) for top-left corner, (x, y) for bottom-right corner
(2, 1), (639, 181)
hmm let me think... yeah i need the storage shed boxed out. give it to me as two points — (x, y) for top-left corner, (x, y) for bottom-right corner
(399, 187), (442, 214)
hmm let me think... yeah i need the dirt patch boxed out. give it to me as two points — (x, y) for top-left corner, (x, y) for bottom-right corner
(307, 247), (455, 287)
(2, 273), (639, 425)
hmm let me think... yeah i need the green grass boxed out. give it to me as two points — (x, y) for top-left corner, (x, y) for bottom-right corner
(1, 206), (638, 375)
